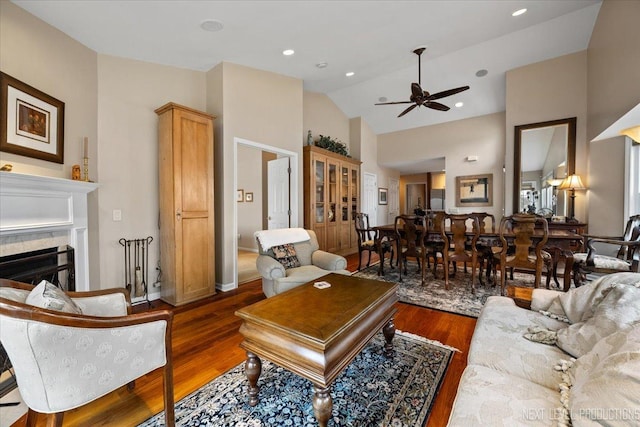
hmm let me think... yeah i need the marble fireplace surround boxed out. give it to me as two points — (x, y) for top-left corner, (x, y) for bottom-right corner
(0, 172), (98, 291)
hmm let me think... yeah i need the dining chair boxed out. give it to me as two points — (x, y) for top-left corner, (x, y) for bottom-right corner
(425, 210), (446, 277)
(441, 213), (480, 292)
(394, 215), (427, 284)
(0, 278), (175, 427)
(354, 212), (394, 271)
(572, 214), (640, 286)
(495, 214), (552, 295)
(470, 212), (497, 286)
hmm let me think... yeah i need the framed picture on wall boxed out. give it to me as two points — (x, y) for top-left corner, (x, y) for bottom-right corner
(0, 72), (65, 164)
(237, 189), (244, 202)
(378, 187), (388, 205)
(455, 174), (493, 207)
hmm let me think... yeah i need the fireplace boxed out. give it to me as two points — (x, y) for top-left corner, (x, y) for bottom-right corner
(0, 171), (98, 291)
(0, 245), (75, 290)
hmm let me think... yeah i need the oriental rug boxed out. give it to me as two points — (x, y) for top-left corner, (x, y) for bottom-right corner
(139, 331), (454, 427)
(353, 263), (567, 318)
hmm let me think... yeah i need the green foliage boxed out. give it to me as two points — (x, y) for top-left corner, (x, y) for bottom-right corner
(315, 134), (349, 157)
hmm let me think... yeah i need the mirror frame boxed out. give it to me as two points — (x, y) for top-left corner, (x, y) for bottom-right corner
(513, 117), (576, 214)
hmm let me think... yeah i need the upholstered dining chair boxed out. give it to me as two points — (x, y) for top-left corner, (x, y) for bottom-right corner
(441, 213), (480, 292)
(0, 278), (175, 427)
(354, 212), (394, 271)
(425, 210), (446, 277)
(572, 214), (640, 286)
(394, 215), (427, 284)
(470, 212), (497, 286)
(495, 214), (552, 295)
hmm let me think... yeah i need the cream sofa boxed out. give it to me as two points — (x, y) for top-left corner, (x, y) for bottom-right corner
(448, 272), (640, 426)
(254, 228), (350, 297)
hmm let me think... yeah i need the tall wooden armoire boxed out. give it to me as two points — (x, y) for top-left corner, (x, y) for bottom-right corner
(155, 103), (216, 306)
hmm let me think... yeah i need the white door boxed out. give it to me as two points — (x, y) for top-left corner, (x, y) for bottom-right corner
(388, 177), (399, 222)
(267, 157), (290, 229)
(363, 172), (378, 227)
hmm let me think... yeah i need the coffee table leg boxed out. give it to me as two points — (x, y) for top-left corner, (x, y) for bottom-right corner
(245, 351), (262, 406)
(383, 319), (395, 357)
(312, 385), (332, 427)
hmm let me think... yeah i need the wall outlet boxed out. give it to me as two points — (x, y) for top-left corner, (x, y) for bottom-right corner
(237, 233), (241, 240)
(112, 209), (122, 221)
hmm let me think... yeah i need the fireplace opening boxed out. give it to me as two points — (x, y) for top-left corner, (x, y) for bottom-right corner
(0, 245), (75, 291)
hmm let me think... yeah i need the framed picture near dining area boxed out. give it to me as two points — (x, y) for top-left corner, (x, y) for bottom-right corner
(378, 187), (388, 205)
(0, 72), (65, 164)
(456, 174), (493, 207)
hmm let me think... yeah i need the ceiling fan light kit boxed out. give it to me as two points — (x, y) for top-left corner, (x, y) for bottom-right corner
(375, 47), (469, 118)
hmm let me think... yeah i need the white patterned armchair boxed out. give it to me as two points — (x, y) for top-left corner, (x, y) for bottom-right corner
(255, 228), (350, 297)
(0, 278), (175, 427)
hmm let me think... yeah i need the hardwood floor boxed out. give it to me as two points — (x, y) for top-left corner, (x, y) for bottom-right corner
(14, 253), (476, 427)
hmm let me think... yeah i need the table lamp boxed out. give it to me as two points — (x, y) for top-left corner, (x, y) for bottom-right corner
(559, 174), (585, 223)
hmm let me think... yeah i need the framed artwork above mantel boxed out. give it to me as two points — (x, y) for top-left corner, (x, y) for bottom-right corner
(0, 72), (65, 164)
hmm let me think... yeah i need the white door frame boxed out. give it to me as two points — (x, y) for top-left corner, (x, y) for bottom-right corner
(362, 172), (378, 226)
(233, 137), (298, 289)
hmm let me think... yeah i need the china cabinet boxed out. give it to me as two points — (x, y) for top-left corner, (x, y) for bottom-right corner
(303, 145), (361, 255)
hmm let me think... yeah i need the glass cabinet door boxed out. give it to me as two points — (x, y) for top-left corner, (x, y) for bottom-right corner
(351, 167), (359, 217)
(328, 163), (337, 222)
(341, 166), (349, 221)
(314, 159), (325, 224)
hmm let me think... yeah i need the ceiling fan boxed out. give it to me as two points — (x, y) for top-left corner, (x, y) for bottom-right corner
(375, 47), (470, 118)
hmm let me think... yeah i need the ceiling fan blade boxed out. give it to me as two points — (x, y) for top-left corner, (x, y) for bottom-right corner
(374, 101), (413, 105)
(425, 86), (470, 101)
(424, 101), (450, 111)
(398, 104), (418, 117)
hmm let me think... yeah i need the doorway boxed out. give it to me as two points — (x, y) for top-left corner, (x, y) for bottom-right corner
(234, 138), (299, 287)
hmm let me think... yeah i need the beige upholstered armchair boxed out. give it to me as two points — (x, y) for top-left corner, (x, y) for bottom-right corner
(0, 278), (175, 427)
(254, 228), (350, 297)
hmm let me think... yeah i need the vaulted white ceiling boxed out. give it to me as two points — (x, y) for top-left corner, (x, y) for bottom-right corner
(13, 0), (601, 137)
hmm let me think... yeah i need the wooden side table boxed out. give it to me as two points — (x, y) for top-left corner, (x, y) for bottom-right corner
(506, 286), (533, 310)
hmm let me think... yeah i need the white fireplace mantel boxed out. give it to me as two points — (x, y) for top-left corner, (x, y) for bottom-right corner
(0, 171), (99, 291)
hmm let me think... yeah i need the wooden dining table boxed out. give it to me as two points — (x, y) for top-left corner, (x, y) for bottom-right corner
(373, 223), (584, 291)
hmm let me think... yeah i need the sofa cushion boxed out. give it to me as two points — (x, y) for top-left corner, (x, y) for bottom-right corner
(272, 243), (301, 269)
(447, 365), (560, 427)
(557, 272), (640, 324)
(556, 284), (640, 358)
(568, 325), (640, 426)
(468, 296), (569, 390)
(25, 280), (82, 314)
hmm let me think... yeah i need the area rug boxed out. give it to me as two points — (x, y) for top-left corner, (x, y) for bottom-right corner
(139, 331), (454, 427)
(353, 263), (565, 318)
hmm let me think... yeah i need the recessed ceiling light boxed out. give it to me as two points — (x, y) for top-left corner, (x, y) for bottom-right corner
(316, 62), (328, 69)
(512, 8), (527, 17)
(282, 49), (295, 56)
(378, 97), (388, 103)
(455, 102), (464, 108)
(345, 71), (355, 77)
(475, 69), (488, 77)
(200, 19), (224, 32)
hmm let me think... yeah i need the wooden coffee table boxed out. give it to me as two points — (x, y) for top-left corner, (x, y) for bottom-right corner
(235, 273), (398, 427)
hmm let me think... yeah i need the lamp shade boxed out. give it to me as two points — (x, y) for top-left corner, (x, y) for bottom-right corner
(559, 174), (586, 190)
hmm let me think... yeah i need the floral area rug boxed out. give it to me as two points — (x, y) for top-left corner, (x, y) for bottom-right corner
(139, 331), (454, 427)
(353, 263), (563, 318)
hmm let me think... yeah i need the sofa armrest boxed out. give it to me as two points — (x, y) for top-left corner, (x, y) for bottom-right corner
(312, 250), (347, 271)
(530, 288), (563, 312)
(256, 255), (286, 280)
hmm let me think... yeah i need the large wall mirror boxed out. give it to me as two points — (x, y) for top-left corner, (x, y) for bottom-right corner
(513, 117), (576, 216)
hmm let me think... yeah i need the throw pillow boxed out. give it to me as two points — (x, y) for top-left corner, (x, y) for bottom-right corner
(556, 284), (640, 358)
(568, 325), (640, 425)
(557, 272), (640, 324)
(25, 280), (83, 314)
(272, 243), (301, 269)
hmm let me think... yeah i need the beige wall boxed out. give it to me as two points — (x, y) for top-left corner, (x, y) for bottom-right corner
(0, 1), (101, 287)
(350, 117), (400, 226)
(97, 54), (206, 296)
(378, 112), (506, 219)
(587, 0), (640, 235)
(209, 62), (303, 287)
(304, 91), (351, 152)
(237, 145), (263, 251)
(506, 51), (588, 221)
